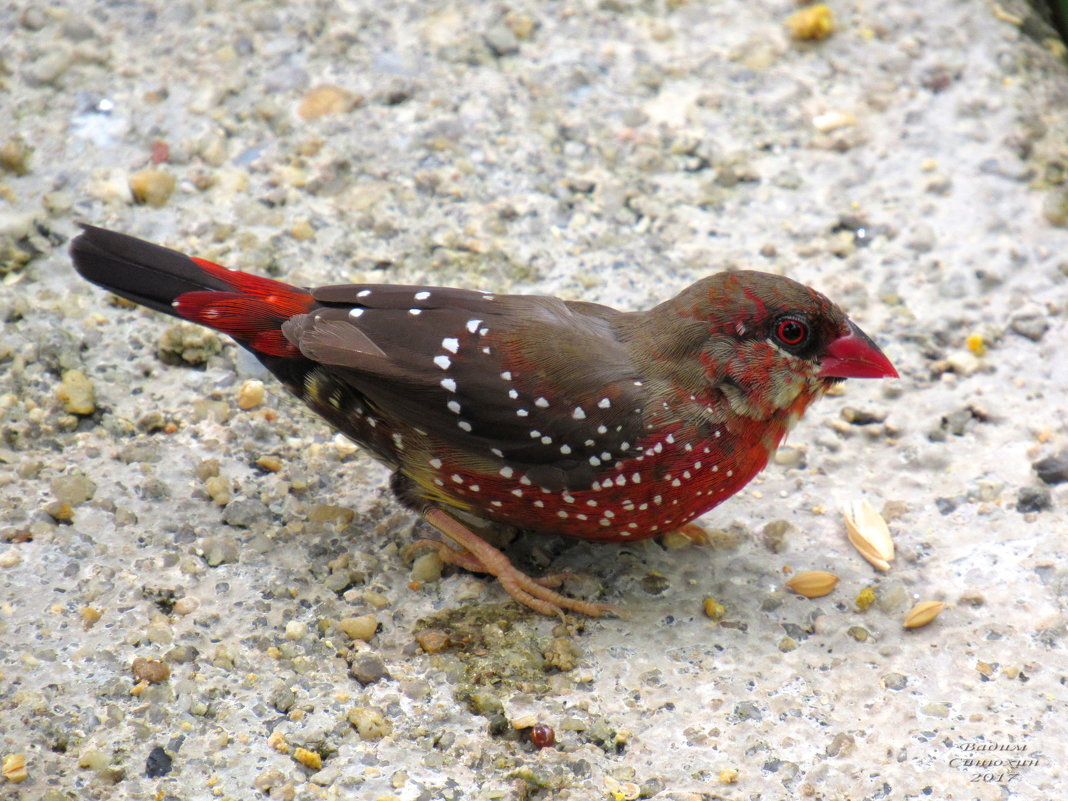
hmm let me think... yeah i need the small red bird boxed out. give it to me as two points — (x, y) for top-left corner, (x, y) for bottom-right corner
(70, 225), (897, 617)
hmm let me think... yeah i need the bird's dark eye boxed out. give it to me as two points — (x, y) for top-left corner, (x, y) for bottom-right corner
(775, 317), (808, 347)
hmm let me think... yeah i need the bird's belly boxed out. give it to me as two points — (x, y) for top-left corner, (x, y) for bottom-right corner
(420, 424), (774, 543)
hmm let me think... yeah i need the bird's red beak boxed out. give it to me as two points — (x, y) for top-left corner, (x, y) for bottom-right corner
(818, 320), (898, 379)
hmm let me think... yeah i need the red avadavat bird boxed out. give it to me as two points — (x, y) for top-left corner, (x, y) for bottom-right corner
(70, 225), (897, 617)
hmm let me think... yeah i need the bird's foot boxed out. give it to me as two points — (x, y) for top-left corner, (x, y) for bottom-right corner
(415, 508), (620, 618)
(407, 539), (578, 588)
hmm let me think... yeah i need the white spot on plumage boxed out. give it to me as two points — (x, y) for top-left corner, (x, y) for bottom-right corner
(572, 407), (586, 420)
(442, 337), (459, 353)
(357, 289), (371, 298)
(508, 389), (519, 399)
(519, 475), (532, 486)
(414, 291), (430, 301)
(469, 484), (480, 492)
(517, 409), (529, 417)
(576, 514), (588, 521)
(533, 500), (544, 508)
(434, 478), (444, 486)
(482, 347), (491, 354)
(535, 397), (549, 408)
(530, 430), (541, 439)
(466, 319), (482, 333)
(511, 489), (524, 497)
(429, 458), (443, 469)
(441, 378), (457, 392)
(653, 495), (662, 505)
(491, 448), (504, 458)
(614, 475), (626, 487)
(409, 308), (422, 316)
(599, 518), (611, 527)
(541, 436), (552, 445)
(603, 510), (615, 518)
(683, 471), (691, 480)
(558, 511), (569, 519)
(562, 493), (575, 503)
(434, 355), (451, 370)
(479, 328), (489, 336)
(726, 469), (734, 477)
(499, 466), (514, 478)
(601, 452), (612, 461)
(671, 479), (682, 487)
(589, 456), (601, 466)
(451, 474), (464, 484)
(458, 420), (472, 432)
(501, 371), (512, 381)
(447, 400), (461, 414)
(349, 308), (364, 319)
(597, 425), (608, 434)
(666, 434), (675, 444)
(491, 500), (503, 507)
(638, 503), (648, 511)
(598, 397), (611, 409)
(631, 473), (641, 483)
(586, 499), (598, 507)
(560, 444), (572, 455)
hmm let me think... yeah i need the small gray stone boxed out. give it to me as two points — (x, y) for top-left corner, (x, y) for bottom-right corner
(50, 473), (97, 506)
(23, 46), (74, 86)
(733, 701), (762, 722)
(1009, 308), (1049, 341)
(1034, 451), (1068, 485)
(934, 496), (961, 515)
(201, 535), (239, 566)
(483, 25), (519, 56)
(222, 497), (269, 527)
(882, 672), (908, 690)
(349, 653), (390, 685)
(1016, 486), (1052, 513)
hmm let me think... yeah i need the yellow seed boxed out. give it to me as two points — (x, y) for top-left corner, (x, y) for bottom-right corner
(786, 4), (835, 41)
(843, 500), (895, 572)
(904, 600), (946, 629)
(855, 587), (876, 611)
(267, 730), (289, 754)
(703, 597), (726, 620)
(236, 379), (265, 410)
(719, 767), (739, 784)
(2, 753), (28, 783)
(293, 747), (321, 770)
(786, 570), (839, 598)
(965, 333), (986, 356)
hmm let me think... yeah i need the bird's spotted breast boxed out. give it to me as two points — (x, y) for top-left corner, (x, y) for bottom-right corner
(407, 418), (775, 542)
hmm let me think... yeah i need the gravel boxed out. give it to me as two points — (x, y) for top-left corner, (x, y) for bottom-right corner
(1, 0), (1067, 799)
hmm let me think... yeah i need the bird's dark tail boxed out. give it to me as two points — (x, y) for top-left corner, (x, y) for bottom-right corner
(70, 224), (315, 359)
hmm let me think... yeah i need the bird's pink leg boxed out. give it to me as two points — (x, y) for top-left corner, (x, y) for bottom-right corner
(414, 508), (619, 618)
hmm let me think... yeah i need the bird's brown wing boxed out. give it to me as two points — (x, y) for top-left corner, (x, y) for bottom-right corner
(285, 285), (647, 490)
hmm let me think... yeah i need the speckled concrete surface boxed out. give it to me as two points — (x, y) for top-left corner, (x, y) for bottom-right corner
(2, 1), (1067, 799)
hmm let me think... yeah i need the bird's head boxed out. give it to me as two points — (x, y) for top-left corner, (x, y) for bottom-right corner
(643, 270), (898, 421)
